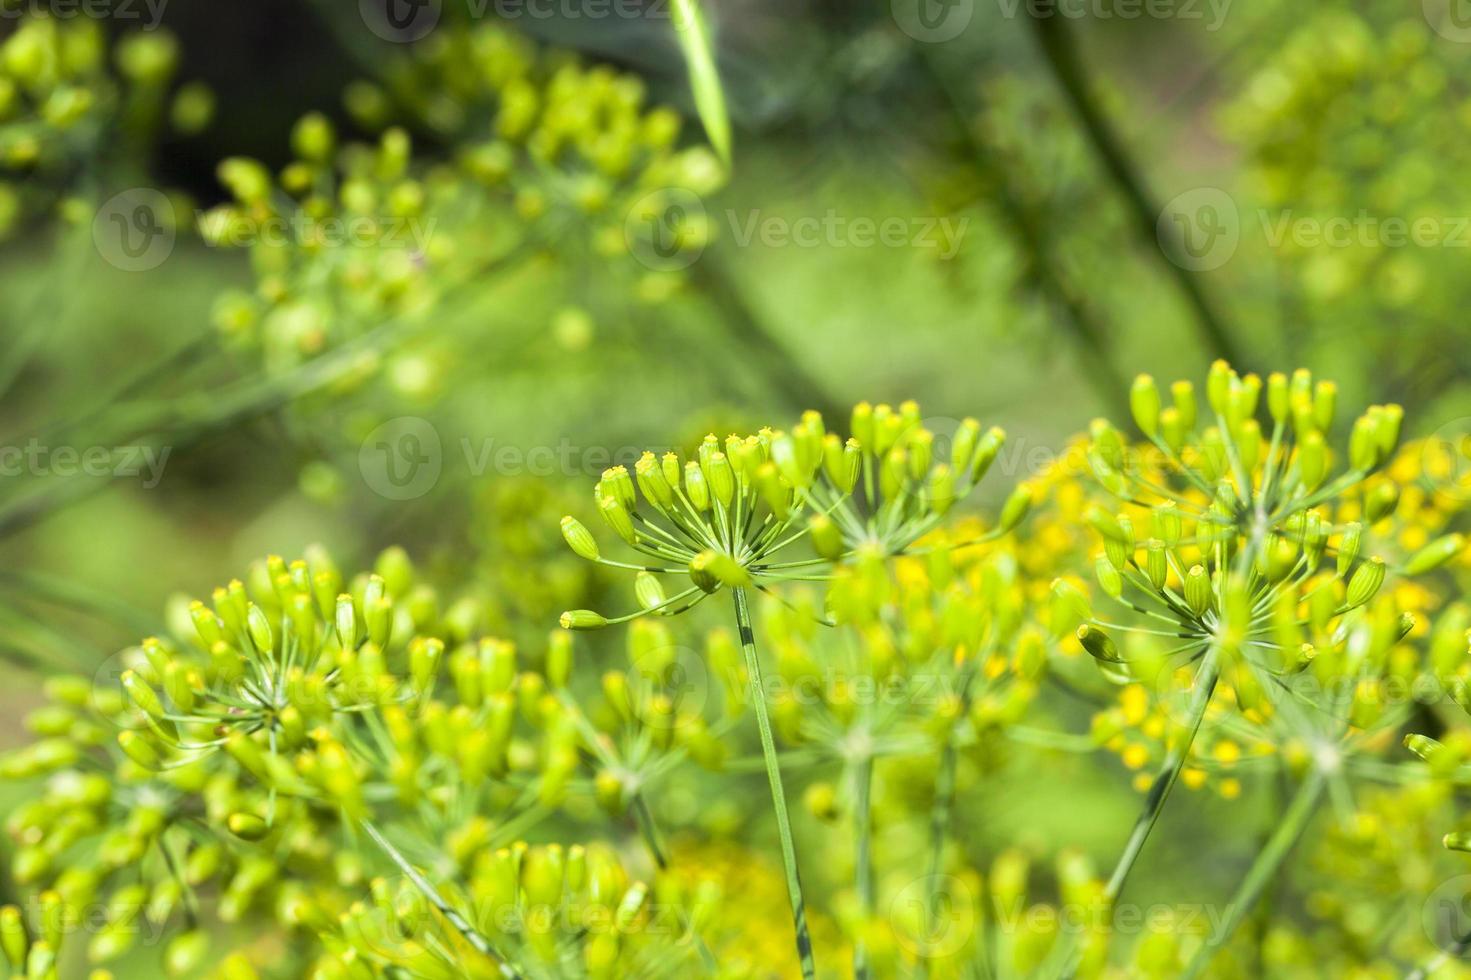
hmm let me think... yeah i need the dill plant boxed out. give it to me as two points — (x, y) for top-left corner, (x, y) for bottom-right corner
(1051, 361), (1465, 975)
(555, 403), (1032, 977)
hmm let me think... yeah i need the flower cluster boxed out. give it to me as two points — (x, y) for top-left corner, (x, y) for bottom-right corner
(207, 22), (725, 389)
(0, 546), (733, 977)
(558, 403), (1031, 629)
(0, 14), (208, 238)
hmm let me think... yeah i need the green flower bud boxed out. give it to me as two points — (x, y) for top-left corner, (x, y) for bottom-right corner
(635, 452), (675, 510)
(1145, 539), (1168, 591)
(1130, 374), (1161, 437)
(1267, 372), (1290, 424)
(1077, 625), (1121, 663)
(117, 731), (161, 771)
(1206, 360), (1233, 417)
(227, 813), (270, 841)
(1094, 556), (1122, 599)
(546, 631), (573, 689)
(1365, 480), (1399, 523)
(809, 513), (844, 560)
(121, 670), (175, 737)
(1185, 565), (1212, 616)
(691, 550), (749, 589)
(1313, 381), (1337, 432)
(1346, 557), (1386, 609)
(1049, 579), (1092, 636)
(560, 610), (608, 631)
(998, 482), (1033, 534)
(1336, 522), (1363, 577)
(1403, 534), (1464, 576)
(560, 516), (600, 561)
(597, 494), (637, 545)
(1, 905), (26, 970)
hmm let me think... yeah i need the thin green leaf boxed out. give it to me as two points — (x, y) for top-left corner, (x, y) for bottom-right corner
(670, 0), (732, 166)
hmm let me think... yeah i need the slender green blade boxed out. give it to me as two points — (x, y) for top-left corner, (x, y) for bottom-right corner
(671, 0), (732, 166)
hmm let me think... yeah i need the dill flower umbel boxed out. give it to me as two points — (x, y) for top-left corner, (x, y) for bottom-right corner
(556, 401), (1031, 979)
(0, 544), (738, 978)
(1051, 361), (1464, 977)
(206, 22), (725, 383)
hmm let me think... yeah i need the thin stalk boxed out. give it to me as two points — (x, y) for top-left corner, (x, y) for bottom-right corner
(1025, 9), (1246, 369)
(1055, 647), (1221, 979)
(632, 792), (669, 870)
(360, 820), (522, 980)
(917, 740), (960, 980)
(1179, 770), (1326, 979)
(1103, 648), (1221, 901)
(732, 586), (817, 979)
(853, 753), (875, 980)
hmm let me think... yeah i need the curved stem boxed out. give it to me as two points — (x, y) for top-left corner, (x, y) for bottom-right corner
(732, 586), (817, 979)
(1180, 770), (1325, 979)
(853, 754), (875, 980)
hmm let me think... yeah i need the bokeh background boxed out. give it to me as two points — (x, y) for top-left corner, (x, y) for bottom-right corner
(3, 0), (1471, 974)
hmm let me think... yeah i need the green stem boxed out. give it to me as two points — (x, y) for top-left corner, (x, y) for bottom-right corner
(1103, 649), (1221, 901)
(1025, 9), (1246, 369)
(917, 740), (959, 980)
(1179, 770), (1326, 979)
(853, 753), (875, 980)
(360, 820), (523, 980)
(1054, 648), (1221, 979)
(732, 586), (817, 979)
(632, 791), (669, 870)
